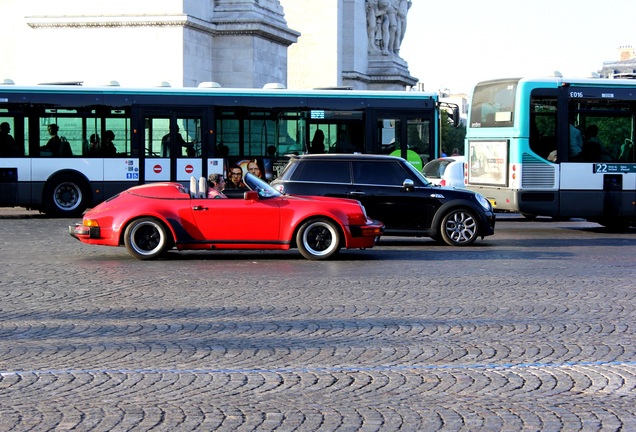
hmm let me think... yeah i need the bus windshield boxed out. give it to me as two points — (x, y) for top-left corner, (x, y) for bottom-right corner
(469, 79), (518, 128)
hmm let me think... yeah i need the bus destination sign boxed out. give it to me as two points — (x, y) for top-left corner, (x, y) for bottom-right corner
(594, 163), (636, 173)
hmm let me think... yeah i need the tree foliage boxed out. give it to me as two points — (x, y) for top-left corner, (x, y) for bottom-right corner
(440, 110), (466, 155)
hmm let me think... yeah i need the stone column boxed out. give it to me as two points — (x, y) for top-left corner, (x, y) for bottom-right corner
(210, 0), (300, 88)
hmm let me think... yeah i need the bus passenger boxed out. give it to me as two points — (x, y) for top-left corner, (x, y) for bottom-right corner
(569, 122), (583, 160)
(583, 125), (612, 161)
(161, 125), (194, 157)
(102, 130), (117, 156)
(88, 134), (101, 156)
(334, 130), (356, 153)
(310, 130), (325, 154)
(0, 122), (18, 157)
(42, 124), (62, 156)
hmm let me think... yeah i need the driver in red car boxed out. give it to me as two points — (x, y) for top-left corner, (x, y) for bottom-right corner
(207, 173), (227, 199)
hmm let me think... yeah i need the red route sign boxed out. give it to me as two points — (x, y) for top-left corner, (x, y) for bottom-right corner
(185, 165), (194, 174)
(153, 165), (162, 174)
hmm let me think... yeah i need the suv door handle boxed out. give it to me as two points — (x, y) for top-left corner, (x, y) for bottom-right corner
(193, 205), (208, 211)
(348, 191), (365, 196)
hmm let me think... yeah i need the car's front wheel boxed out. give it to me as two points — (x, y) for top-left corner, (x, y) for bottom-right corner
(440, 208), (479, 246)
(296, 218), (341, 260)
(124, 217), (173, 260)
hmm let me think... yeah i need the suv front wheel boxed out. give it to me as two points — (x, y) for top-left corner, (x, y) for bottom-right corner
(440, 208), (479, 246)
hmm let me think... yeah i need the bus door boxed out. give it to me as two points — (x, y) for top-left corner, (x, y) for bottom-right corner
(139, 108), (209, 184)
(370, 110), (435, 171)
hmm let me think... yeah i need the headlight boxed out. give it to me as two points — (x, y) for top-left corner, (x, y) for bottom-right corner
(475, 194), (492, 211)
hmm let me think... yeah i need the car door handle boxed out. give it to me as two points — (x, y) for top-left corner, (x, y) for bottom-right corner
(348, 191), (366, 196)
(192, 205), (208, 211)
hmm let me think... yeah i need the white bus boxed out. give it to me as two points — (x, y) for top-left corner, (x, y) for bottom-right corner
(465, 75), (635, 230)
(0, 82), (447, 216)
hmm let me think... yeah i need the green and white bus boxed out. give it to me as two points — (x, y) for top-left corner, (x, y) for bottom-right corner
(465, 75), (636, 229)
(0, 82), (448, 216)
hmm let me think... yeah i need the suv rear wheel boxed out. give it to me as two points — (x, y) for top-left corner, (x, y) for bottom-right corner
(440, 208), (479, 246)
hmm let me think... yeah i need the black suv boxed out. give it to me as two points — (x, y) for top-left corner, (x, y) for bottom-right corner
(271, 154), (495, 246)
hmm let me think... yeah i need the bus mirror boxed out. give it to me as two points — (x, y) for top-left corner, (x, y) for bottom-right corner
(452, 106), (460, 128)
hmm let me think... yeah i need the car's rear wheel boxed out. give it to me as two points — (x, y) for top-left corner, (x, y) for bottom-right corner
(296, 218), (341, 260)
(440, 208), (479, 246)
(124, 217), (172, 260)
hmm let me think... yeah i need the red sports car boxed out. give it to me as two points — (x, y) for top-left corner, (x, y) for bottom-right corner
(69, 173), (384, 260)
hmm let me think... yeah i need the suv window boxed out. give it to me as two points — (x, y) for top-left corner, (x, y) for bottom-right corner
(352, 161), (413, 186)
(292, 160), (350, 183)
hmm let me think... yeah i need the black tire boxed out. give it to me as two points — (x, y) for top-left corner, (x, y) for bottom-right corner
(296, 218), (341, 260)
(440, 208), (479, 246)
(598, 219), (630, 233)
(124, 217), (172, 260)
(43, 174), (89, 217)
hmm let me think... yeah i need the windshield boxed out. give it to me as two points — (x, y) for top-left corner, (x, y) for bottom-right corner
(470, 78), (518, 128)
(422, 159), (452, 179)
(243, 172), (282, 198)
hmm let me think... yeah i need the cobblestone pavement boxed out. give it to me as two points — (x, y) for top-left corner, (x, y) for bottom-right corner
(0, 209), (635, 431)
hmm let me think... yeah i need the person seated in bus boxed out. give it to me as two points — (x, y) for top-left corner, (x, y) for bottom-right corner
(0, 122), (19, 157)
(333, 130), (356, 153)
(102, 130), (117, 156)
(569, 122), (583, 160)
(41, 124), (62, 156)
(161, 125), (194, 157)
(583, 125), (612, 161)
(207, 173), (227, 198)
(309, 129), (325, 154)
(87, 133), (101, 156)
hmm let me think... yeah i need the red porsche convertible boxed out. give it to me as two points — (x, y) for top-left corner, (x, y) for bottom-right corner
(69, 173), (384, 260)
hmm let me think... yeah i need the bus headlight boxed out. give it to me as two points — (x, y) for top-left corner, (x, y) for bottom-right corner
(475, 194), (492, 211)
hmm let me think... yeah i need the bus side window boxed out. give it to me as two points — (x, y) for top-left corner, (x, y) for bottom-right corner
(529, 96), (557, 160)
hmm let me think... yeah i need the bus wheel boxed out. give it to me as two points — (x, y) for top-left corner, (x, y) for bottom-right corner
(124, 217), (173, 260)
(44, 175), (89, 217)
(296, 218), (341, 260)
(440, 208), (479, 246)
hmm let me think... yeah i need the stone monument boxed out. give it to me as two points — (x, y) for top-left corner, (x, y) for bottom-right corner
(0, 0), (299, 89)
(281, 0), (416, 90)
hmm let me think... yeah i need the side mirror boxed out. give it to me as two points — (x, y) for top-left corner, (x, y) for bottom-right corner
(402, 179), (415, 192)
(244, 190), (259, 201)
